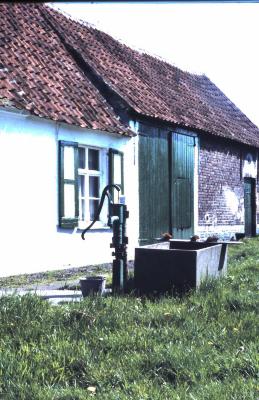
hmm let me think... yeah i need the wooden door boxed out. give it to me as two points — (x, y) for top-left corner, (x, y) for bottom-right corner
(244, 178), (256, 237)
(138, 127), (170, 244)
(171, 133), (195, 239)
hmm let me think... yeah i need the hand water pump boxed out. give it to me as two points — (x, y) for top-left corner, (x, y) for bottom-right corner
(81, 184), (129, 293)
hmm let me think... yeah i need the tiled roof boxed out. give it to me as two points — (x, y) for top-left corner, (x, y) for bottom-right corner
(1, 4), (259, 147)
(0, 3), (133, 136)
(41, 4), (259, 148)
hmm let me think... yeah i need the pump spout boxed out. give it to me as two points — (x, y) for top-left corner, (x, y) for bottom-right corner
(81, 184), (121, 240)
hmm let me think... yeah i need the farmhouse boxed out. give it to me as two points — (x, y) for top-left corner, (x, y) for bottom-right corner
(0, 3), (258, 275)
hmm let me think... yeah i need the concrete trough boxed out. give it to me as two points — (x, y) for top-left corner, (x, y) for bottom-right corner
(134, 240), (228, 294)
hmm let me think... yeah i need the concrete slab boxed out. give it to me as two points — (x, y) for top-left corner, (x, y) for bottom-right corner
(0, 288), (82, 299)
(0, 288), (112, 304)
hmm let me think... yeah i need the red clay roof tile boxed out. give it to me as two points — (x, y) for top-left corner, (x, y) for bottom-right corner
(1, 4), (259, 147)
(41, 4), (259, 147)
(0, 3), (132, 136)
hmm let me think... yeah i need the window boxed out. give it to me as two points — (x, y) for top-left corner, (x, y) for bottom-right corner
(78, 147), (101, 224)
(59, 141), (124, 229)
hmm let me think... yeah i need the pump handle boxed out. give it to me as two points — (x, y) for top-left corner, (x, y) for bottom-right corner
(81, 184), (121, 240)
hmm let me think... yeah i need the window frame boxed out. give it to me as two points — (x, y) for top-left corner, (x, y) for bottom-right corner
(58, 141), (124, 230)
(78, 143), (108, 229)
(78, 145), (107, 229)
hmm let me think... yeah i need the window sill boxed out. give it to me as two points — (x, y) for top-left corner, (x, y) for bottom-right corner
(77, 224), (111, 232)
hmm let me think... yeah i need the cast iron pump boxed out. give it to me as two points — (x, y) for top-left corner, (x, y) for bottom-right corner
(81, 184), (129, 293)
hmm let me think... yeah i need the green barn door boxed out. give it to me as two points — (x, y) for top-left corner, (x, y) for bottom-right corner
(139, 128), (169, 244)
(244, 178), (255, 237)
(172, 133), (195, 239)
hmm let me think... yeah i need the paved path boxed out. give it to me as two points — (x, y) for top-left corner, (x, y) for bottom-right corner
(0, 285), (112, 304)
(0, 288), (82, 298)
(0, 287), (83, 304)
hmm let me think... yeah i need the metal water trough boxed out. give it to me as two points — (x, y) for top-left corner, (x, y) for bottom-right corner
(134, 240), (230, 294)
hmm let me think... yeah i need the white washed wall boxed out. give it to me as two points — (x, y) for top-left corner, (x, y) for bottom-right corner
(0, 109), (138, 277)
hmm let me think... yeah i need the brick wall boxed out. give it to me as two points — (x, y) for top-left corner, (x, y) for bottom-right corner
(198, 135), (259, 238)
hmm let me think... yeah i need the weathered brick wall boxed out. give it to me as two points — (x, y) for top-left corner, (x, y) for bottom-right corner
(198, 135), (259, 237)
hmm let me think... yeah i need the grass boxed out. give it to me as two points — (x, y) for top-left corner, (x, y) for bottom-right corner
(0, 238), (258, 399)
(0, 263), (115, 289)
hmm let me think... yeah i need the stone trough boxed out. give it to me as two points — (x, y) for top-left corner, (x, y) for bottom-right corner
(134, 239), (237, 295)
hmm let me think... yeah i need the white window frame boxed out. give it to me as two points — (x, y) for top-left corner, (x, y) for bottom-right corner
(78, 145), (108, 229)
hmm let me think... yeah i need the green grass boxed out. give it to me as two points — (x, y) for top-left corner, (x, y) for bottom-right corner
(0, 263), (114, 289)
(0, 238), (258, 399)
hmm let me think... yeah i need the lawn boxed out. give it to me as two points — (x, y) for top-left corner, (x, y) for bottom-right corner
(0, 238), (258, 400)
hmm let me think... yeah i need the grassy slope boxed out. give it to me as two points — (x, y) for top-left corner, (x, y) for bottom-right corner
(0, 238), (258, 400)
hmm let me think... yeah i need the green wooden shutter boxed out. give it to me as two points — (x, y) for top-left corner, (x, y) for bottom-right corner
(108, 148), (124, 200)
(58, 140), (79, 228)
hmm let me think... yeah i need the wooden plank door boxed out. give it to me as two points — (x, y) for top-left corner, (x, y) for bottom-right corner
(171, 132), (195, 239)
(244, 178), (256, 237)
(138, 128), (170, 244)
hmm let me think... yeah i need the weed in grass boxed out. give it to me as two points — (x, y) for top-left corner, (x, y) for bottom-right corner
(0, 238), (258, 399)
